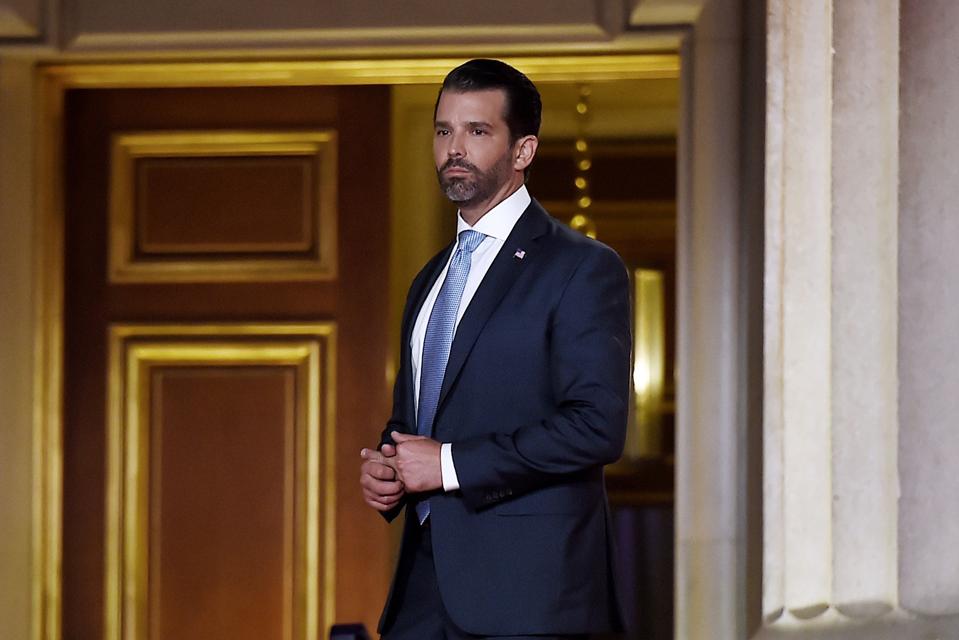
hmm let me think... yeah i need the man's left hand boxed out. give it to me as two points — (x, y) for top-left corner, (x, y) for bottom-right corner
(391, 431), (443, 493)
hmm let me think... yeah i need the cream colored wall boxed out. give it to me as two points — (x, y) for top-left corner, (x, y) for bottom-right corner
(0, 56), (36, 640)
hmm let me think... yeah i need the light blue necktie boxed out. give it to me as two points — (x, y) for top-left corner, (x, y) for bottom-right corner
(415, 229), (486, 524)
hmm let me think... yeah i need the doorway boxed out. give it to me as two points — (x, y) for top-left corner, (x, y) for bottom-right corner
(36, 54), (682, 640)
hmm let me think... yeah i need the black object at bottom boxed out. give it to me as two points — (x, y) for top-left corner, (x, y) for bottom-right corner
(330, 623), (372, 640)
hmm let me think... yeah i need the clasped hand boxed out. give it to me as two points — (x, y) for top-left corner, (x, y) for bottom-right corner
(360, 431), (442, 512)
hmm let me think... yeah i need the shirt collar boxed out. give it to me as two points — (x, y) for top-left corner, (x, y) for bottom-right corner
(455, 185), (531, 241)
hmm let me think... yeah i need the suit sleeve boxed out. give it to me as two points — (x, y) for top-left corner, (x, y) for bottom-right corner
(374, 339), (411, 522)
(451, 244), (632, 510)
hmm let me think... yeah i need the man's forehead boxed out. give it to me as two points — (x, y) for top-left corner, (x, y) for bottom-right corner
(435, 89), (508, 120)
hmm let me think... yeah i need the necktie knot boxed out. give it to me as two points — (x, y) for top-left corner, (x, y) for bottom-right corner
(457, 229), (486, 255)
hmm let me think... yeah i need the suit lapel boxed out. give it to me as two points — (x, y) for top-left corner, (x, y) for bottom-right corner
(437, 201), (550, 410)
(405, 243), (454, 346)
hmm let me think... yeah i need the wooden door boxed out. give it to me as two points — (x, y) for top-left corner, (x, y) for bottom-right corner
(62, 84), (392, 640)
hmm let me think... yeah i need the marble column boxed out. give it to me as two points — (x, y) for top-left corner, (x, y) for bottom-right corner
(765, 0), (900, 621)
(675, 0), (748, 638)
(899, 0), (959, 621)
(758, 0), (959, 637)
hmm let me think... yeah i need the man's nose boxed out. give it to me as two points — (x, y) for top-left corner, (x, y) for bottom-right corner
(446, 130), (465, 157)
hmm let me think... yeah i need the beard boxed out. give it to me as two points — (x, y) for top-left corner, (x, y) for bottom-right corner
(437, 151), (513, 206)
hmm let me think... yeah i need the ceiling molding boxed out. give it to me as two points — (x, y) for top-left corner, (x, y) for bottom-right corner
(40, 53), (680, 88)
(628, 0), (705, 27)
(0, 0), (41, 38)
(59, 0), (643, 53)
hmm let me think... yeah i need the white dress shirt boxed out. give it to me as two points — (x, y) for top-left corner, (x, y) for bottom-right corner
(410, 185), (530, 491)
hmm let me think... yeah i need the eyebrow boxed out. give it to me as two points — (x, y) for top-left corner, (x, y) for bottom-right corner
(434, 120), (495, 128)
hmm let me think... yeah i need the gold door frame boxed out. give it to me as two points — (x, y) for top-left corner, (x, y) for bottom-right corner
(105, 323), (336, 640)
(33, 52), (680, 640)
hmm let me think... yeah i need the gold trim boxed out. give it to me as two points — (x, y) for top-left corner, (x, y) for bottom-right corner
(109, 130), (338, 283)
(32, 69), (65, 640)
(105, 323), (336, 640)
(34, 52), (679, 640)
(40, 54), (679, 88)
(67, 24), (612, 51)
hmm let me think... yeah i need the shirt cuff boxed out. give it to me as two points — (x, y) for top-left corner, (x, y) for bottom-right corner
(440, 443), (460, 492)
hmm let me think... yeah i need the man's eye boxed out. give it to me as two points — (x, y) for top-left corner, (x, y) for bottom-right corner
(472, 129), (487, 135)
(436, 129), (449, 136)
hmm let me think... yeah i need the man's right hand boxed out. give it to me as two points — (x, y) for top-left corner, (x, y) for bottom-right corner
(360, 444), (405, 512)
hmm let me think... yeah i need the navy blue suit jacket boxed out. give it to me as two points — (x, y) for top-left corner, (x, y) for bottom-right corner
(379, 199), (631, 636)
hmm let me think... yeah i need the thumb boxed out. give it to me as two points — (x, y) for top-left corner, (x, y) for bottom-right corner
(380, 443), (397, 457)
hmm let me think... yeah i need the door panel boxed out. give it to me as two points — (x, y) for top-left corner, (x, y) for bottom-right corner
(63, 85), (392, 639)
(149, 367), (293, 640)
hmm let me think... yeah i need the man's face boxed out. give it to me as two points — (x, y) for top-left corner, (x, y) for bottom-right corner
(433, 89), (516, 206)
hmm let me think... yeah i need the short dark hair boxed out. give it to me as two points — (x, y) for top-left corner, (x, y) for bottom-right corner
(435, 58), (542, 142)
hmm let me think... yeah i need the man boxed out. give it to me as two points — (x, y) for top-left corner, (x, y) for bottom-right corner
(360, 59), (631, 640)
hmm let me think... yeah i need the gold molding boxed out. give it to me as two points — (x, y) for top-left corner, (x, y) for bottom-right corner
(108, 130), (338, 283)
(40, 54), (679, 88)
(33, 68), (65, 640)
(105, 323), (336, 640)
(66, 24), (612, 51)
(33, 52), (679, 640)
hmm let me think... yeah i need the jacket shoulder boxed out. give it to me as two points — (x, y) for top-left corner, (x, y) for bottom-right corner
(536, 204), (627, 270)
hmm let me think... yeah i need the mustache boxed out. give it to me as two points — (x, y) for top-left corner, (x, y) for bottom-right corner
(439, 159), (479, 173)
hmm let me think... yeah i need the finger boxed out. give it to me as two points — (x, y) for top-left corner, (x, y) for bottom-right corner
(361, 447), (386, 461)
(363, 486), (403, 510)
(391, 431), (427, 443)
(361, 449), (396, 468)
(362, 460), (396, 481)
(361, 474), (404, 497)
(364, 495), (395, 512)
(380, 444), (397, 457)
(360, 468), (400, 489)
(365, 488), (403, 506)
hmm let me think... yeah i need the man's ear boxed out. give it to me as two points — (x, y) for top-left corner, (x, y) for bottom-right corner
(513, 135), (539, 171)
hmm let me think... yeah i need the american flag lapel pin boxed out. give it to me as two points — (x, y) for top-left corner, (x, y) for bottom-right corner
(513, 248), (526, 260)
